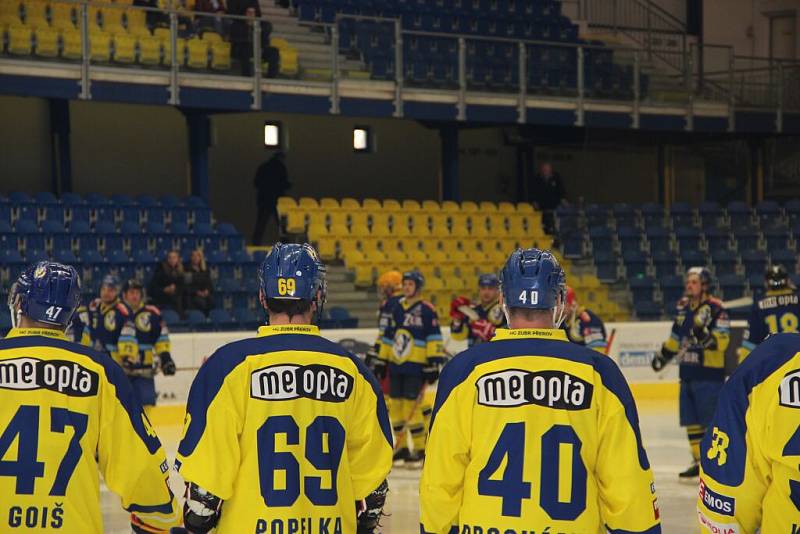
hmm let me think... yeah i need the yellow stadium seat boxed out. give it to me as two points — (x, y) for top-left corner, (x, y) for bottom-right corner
(138, 33), (161, 65)
(353, 265), (373, 287)
(34, 26), (58, 56)
(186, 37), (208, 68)
(498, 201), (515, 213)
(307, 223), (330, 241)
(349, 212), (369, 236)
(461, 201), (478, 213)
(479, 201), (497, 212)
(210, 39), (232, 69)
(327, 211), (347, 228)
(271, 37), (298, 76)
(441, 200), (459, 212)
(50, 4), (75, 30)
(23, 1), (47, 28)
(408, 249), (428, 266)
(382, 199), (401, 212)
(430, 214), (449, 236)
(307, 211), (325, 230)
(328, 224), (349, 239)
(428, 250), (447, 264)
(113, 32), (136, 62)
(0, 0), (22, 26)
(421, 200), (439, 212)
(315, 238), (336, 261)
(103, 6), (125, 29)
(87, 6), (101, 29)
(340, 198), (359, 211)
(285, 212), (305, 234)
(299, 197), (319, 210)
(125, 8), (147, 33)
(89, 29), (111, 61)
(7, 24), (32, 54)
(426, 277), (444, 292)
(277, 196), (297, 212)
(516, 202), (535, 214)
(362, 198), (381, 212)
(60, 27), (81, 58)
(402, 199), (421, 212)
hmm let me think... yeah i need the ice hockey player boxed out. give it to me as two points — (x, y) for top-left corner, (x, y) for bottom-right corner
(379, 270), (444, 467)
(651, 266), (729, 479)
(83, 274), (138, 366)
(698, 332), (800, 532)
(737, 264), (800, 362)
(365, 270), (403, 385)
(563, 285), (608, 353)
(66, 301), (90, 346)
(420, 248), (660, 534)
(449, 272), (507, 346)
(0, 262), (179, 533)
(119, 279), (177, 411)
(175, 243), (392, 534)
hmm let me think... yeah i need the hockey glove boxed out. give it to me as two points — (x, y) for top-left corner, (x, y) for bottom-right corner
(160, 352), (177, 376)
(651, 346), (676, 372)
(470, 318), (496, 342)
(422, 362), (442, 384)
(450, 296), (471, 321)
(356, 479), (389, 534)
(183, 482), (223, 534)
(365, 347), (387, 380)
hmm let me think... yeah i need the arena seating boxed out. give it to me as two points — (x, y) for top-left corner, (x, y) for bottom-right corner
(296, 0), (645, 97)
(277, 196), (630, 324)
(0, 0), (298, 74)
(555, 200), (800, 320)
(0, 191), (361, 334)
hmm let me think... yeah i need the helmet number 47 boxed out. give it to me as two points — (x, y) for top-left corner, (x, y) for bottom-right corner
(45, 306), (63, 321)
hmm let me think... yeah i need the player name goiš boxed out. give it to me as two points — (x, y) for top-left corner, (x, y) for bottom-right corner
(0, 357), (99, 396)
(250, 364), (354, 402)
(476, 369), (593, 409)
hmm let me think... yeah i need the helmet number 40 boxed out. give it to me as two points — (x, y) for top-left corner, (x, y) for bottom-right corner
(518, 290), (538, 305)
(277, 278), (296, 297)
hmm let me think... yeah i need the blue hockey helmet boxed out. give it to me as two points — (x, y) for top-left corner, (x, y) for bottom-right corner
(8, 261), (81, 328)
(478, 272), (500, 288)
(500, 248), (565, 310)
(259, 242), (327, 305)
(402, 270), (425, 291)
(100, 274), (120, 289)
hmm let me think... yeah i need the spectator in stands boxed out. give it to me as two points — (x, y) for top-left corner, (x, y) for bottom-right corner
(229, 4), (280, 77)
(184, 249), (214, 315)
(149, 250), (185, 316)
(529, 161), (567, 236)
(252, 151), (291, 245)
(134, 0), (169, 29)
(195, 0), (228, 37)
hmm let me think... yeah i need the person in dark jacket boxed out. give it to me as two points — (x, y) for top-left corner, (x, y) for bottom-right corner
(184, 249), (214, 314)
(195, 0), (228, 36)
(229, 4), (280, 77)
(251, 151), (291, 245)
(528, 161), (567, 235)
(149, 250), (185, 315)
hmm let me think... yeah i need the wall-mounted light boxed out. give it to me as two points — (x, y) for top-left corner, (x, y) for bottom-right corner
(353, 126), (374, 153)
(264, 121), (285, 149)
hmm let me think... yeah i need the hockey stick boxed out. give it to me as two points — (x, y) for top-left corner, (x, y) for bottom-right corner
(393, 383), (428, 453)
(604, 328), (616, 356)
(457, 305), (480, 322)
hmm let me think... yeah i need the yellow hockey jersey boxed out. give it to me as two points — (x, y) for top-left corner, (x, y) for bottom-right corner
(0, 328), (179, 533)
(175, 325), (393, 534)
(420, 328), (660, 534)
(699, 333), (800, 533)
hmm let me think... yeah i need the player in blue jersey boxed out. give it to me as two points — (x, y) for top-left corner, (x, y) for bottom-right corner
(652, 266), (730, 479)
(379, 270), (445, 467)
(698, 333), (800, 532)
(84, 274), (138, 365)
(563, 286), (608, 353)
(175, 243), (392, 534)
(0, 262), (179, 533)
(738, 264), (800, 363)
(365, 270), (403, 385)
(420, 249), (660, 533)
(450, 273), (507, 346)
(120, 279), (176, 411)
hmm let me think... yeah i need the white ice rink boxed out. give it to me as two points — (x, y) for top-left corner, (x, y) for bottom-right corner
(103, 400), (700, 533)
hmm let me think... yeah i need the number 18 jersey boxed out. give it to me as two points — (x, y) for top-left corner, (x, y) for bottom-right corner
(420, 328), (660, 534)
(175, 325), (393, 534)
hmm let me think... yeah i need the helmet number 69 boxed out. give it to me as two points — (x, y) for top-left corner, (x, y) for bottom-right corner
(277, 278), (296, 296)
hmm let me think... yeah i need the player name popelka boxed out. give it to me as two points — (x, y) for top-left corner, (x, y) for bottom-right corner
(250, 364), (354, 402)
(476, 369), (593, 410)
(0, 357), (99, 396)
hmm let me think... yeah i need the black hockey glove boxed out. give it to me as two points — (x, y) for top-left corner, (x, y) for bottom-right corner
(651, 347), (676, 372)
(160, 352), (177, 376)
(183, 482), (223, 534)
(422, 362), (442, 384)
(356, 479), (389, 534)
(365, 346), (387, 380)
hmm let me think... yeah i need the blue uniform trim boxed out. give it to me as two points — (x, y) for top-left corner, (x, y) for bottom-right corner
(700, 333), (800, 486)
(126, 497), (175, 514)
(426, 334), (443, 341)
(741, 340), (756, 351)
(0, 335), (162, 454)
(381, 337), (392, 345)
(177, 334), (392, 458)
(432, 337), (651, 470)
(419, 525), (458, 534)
(414, 339), (426, 347)
(608, 525), (662, 534)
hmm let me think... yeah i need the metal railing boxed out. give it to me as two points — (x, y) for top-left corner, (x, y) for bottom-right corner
(2, 0), (798, 119)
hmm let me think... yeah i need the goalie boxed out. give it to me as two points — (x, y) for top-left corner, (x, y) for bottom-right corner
(450, 273), (507, 346)
(651, 266), (729, 479)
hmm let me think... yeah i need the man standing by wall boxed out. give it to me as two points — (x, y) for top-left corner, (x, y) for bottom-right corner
(528, 161), (567, 235)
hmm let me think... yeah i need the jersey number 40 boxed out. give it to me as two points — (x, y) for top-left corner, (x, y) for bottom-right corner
(478, 422), (587, 520)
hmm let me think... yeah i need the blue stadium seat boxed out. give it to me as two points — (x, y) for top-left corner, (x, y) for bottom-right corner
(718, 274), (746, 300)
(145, 222), (166, 235)
(95, 221), (116, 235)
(733, 229), (761, 251)
(79, 249), (104, 264)
(785, 199), (800, 220)
(111, 194), (136, 206)
(147, 207), (165, 226)
(699, 201), (723, 228)
(640, 203), (664, 226)
(748, 273), (765, 293)
(161, 309), (186, 332)
(133, 250), (156, 264)
(562, 233), (585, 259)
(137, 195), (158, 206)
(711, 249), (739, 277)
(186, 196), (206, 208)
(328, 306), (358, 328)
(763, 225), (790, 250)
(617, 226), (643, 253)
(704, 227), (731, 254)
(680, 249), (706, 267)
(9, 192), (33, 204)
(25, 249), (48, 263)
(119, 206), (142, 226)
(661, 275), (685, 305)
(612, 203), (637, 227)
(107, 249), (130, 265)
(209, 308), (237, 330)
(233, 307), (261, 330)
(588, 226), (613, 252)
(670, 202), (695, 228)
(741, 250), (768, 277)
(727, 201), (752, 227)
(160, 195), (181, 207)
(771, 249), (798, 272)
(634, 300), (662, 321)
(675, 226), (702, 252)
(194, 223), (214, 236)
(628, 276), (656, 302)
(594, 257), (619, 283)
(622, 249), (649, 278)
(53, 249), (78, 264)
(43, 206), (66, 224)
(68, 206), (91, 226)
(652, 250), (679, 278)
(645, 226), (672, 252)
(60, 193), (83, 205)
(205, 249), (229, 263)
(186, 309), (210, 331)
(755, 200), (781, 222)
(171, 221), (190, 235)
(120, 221), (141, 235)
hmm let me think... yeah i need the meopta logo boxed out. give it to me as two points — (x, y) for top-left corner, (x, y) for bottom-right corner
(697, 509), (739, 534)
(699, 479), (735, 516)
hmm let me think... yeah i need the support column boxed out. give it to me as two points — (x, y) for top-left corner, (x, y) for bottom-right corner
(49, 98), (72, 194)
(185, 111), (211, 202)
(657, 144), (667, 205)
(440, 125), (460, 202)
(749, 139), (764, 204)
